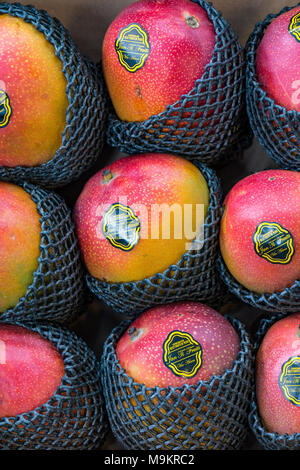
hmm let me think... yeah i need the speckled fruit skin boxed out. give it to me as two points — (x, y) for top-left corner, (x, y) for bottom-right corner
(102, 0), (215, 122)
(256, 6), (300, 112)
(219, 170), (300, 294)
(0, 324), (64, 418)
(0, 182), (41, 312)
(0, 14), (68, 167)
(116, 302), (240, 388)
(256, 313), (300, 435)
(73, 153), (209, 283)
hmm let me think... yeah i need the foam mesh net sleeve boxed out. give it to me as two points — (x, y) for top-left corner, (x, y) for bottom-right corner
(217, 254), (300, 314)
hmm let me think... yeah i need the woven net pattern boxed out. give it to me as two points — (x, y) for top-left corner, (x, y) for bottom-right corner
(217, 254), (300, 314)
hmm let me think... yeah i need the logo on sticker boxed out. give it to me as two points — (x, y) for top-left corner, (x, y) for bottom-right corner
(279, 356), (300, 406)
(289, 12), (300, 43)
(253, 222), (295, 265)
(0, 90), (12, 128)
(115, 23), (150, 73)
(162, 331), (202, 379)
(102, 202), (141, 251)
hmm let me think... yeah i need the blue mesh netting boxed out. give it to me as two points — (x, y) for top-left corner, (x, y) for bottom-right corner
(245, 3), (300, 171)
(0, 182), (86, 325)
(0, 2), (107, 188)
(0, 319), (107, 450)
(249, 312), (300, 450)
(86, 162), (228, 318)
(105, 0), (252, 168)
(217, 253), (300, 314)
(101, 314), (254, 450)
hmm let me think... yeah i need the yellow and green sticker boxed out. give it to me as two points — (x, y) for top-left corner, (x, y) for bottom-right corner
(279, 356), (300, 406)
(162, 330), (202, 379)
(102, 202), (141, 252)
(115, 23), (150, 73)
(0, 90), (12, 128)
(253, 222), (295, 265)
(289, 12), (300, 43)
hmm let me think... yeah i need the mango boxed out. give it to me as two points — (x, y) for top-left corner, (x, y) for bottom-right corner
(102, 0), (215, 122)
(0, 182), (41, 312)
(0, 14), (68, 167)
(219, 170), (300, 294)
(256, 6), (300, 112)
(0, 323), (64, 418)
(116, 301), (240, 387)
(73, 153), (210, 283)
(256, 313), (300, 435)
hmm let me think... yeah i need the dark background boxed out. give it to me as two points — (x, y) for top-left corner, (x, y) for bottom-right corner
(6, 0), (298, 451)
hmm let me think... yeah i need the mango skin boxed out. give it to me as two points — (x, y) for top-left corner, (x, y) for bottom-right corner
(219, 170), (300, 294)
(256, 313), (300, 435)
(115, 301), (240, 388)
(0, 324), (64, 418)
(102, 0), (215, 122)
(0, 182), (41, 312)
(0, 14), (68, 167)
(256, 6), (300, 112)
(73, 153), (209, 283)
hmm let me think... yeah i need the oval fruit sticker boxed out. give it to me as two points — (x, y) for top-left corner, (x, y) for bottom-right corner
(0, 90), (12, 128)
(253, 222), (295, 264)
(102, 202), (141, 252)
(289, 12), (300, 43)
(162, 330), (202, 379)
(279, 356), (300, 406)
(115, 23), (150, 73)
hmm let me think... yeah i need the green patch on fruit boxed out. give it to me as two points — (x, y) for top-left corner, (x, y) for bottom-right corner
(253, 221), (295, 265)
(102, 202), (141, 251)
(0, 90), (12, 128)
(279, 356), (300, 406)
(115, 23), (150, 73)
(289, 12), (300, 43)
(162, 330), (202, 379)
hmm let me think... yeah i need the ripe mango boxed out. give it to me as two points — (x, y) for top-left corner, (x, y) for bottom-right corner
(0, 182), (41, 312)
(102, 0), (215, 122)
(73, 153), (210, 283)
(0, 14), (68, 167)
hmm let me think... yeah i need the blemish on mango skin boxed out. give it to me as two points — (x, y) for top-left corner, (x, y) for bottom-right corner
(184, 13), (200, 29)
(136, 85), (142, 98)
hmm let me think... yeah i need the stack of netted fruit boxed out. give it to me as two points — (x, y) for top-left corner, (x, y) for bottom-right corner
(0, 0), (299, 452)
